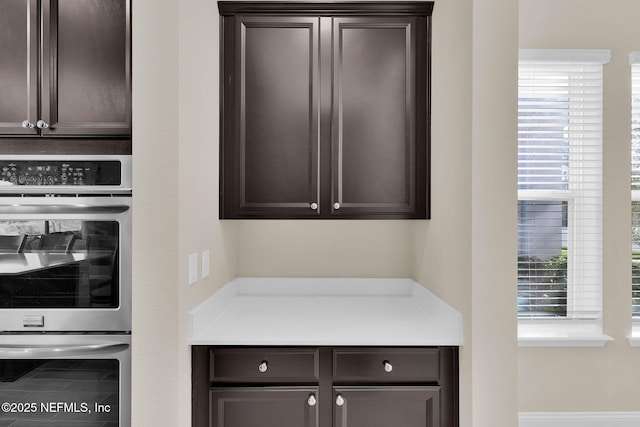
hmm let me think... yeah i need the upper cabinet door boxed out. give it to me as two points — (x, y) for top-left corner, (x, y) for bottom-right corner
(221, 16), (320, 218)
(41, 0), (131, 136)
(0, 0), (38, 135)
(331, 17), (425, 218)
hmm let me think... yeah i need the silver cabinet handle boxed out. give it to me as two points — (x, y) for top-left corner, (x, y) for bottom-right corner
(336, 394), (345, 406)
(310, 202), (318, 210)
(307, 394), (317, 407)
(333, 202), (340, 210)
(36, 120), (49, 129)
(258, 361), (268, 373)
(21, 120), (35, 129)
(383, 360), (393, 373)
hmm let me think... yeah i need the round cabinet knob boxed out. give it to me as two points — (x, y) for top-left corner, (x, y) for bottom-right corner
(22, 120), (35, 129)
(336, 394), (345, 407)
(258, 361), (268, 373)
(333, 202), (340, 210)
(310, 202), (318, 210)
(383, 360), (393, 373)
(307, 394), (317, 407)
(36, 120), (49, 129)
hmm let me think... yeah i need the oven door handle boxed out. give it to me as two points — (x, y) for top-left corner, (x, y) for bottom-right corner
(0, 204), (130, 214)
(0, 342), (130, 358)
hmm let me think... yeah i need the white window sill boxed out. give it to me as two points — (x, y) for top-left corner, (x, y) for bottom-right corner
(518, 322), (613, 347)
(627, 336), (640, 347)
(626, 324), (640, 347)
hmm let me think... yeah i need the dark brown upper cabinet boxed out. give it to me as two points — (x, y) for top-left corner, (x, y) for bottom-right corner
(219, 2), (432, 219)
(0, 0), (131, 141)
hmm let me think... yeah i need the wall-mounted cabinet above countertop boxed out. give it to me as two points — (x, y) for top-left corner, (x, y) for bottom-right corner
(0, 0), (131, 155)
(219, 2), (433, 219)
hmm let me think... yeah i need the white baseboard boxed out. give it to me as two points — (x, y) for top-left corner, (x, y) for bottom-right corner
(519, 412), (640, 427)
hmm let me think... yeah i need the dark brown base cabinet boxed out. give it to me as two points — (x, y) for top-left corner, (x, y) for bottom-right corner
(192, 347), (458, 427)
(219, 2), (433, 219)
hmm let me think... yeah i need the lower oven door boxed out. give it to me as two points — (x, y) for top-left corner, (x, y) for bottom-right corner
(0, 334), (131, 426)
(0, 196), (131, 332)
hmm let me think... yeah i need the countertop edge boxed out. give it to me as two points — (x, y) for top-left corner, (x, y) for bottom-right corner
(188, 277), (464, 346)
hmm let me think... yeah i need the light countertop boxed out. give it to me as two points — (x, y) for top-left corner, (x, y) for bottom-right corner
(188, 277), (463, 346)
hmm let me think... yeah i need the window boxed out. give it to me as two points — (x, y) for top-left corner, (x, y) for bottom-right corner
(518, 50), (610, 343)
(630, 52), (640, 322)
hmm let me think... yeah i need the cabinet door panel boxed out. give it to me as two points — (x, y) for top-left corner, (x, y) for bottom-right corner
(211, 387), (318, 427)
(334, 387), (440, 427)
(42, 0), (130, 135)
(225, 16), (320, 218)
(332, 18), (419, 217)
(0, 0), (38, 135)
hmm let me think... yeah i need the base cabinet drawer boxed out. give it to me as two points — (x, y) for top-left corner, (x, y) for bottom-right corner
(334, 386), (440, 427)
(210, 348), (319, 383)
(333, 348), (440, 383)
(210, 387), (319, 427)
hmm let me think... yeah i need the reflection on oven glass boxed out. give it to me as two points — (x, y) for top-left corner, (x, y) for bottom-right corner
(0, 220), (120, 309)
(0, 359), (119, 426)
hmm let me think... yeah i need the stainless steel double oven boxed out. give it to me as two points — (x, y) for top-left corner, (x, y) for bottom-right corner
(0, 155), (131, 426)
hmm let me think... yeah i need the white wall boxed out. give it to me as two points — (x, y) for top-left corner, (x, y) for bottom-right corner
(518, 0), (640, 413)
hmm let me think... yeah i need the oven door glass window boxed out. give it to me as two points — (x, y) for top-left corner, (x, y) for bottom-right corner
(0, 220), (120, 309)
(0, 359), (119, 425)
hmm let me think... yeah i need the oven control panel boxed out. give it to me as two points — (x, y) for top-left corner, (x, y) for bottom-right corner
(0, 160), (121, 187)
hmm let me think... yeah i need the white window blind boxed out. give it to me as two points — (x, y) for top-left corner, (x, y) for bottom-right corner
(630, 52), (640, 318)
(518, 49), (608, 320)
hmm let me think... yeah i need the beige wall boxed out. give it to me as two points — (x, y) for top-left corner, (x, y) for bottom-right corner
(131, 0), (180, 426)
(131, 0), (519, 426)
(518, 0), (640, 412)
(236, 221), (413, 277)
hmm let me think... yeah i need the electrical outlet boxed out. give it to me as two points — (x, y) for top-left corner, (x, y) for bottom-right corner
(188, 253), (198, 285)
(202, 249), (210, 278)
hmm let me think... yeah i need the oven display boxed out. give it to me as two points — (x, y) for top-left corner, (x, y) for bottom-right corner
(0, 161), (121, 186)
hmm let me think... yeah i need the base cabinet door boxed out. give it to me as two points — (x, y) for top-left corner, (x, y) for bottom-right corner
(210, 387), (319, 427)
(334, 387), (440, 427)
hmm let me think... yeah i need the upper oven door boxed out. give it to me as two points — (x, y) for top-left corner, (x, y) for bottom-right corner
(0, 196), (131, 332)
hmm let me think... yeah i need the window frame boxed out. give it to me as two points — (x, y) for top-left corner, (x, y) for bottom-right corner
(517, 49), (612, 347)
(629, 51), (640, 346)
